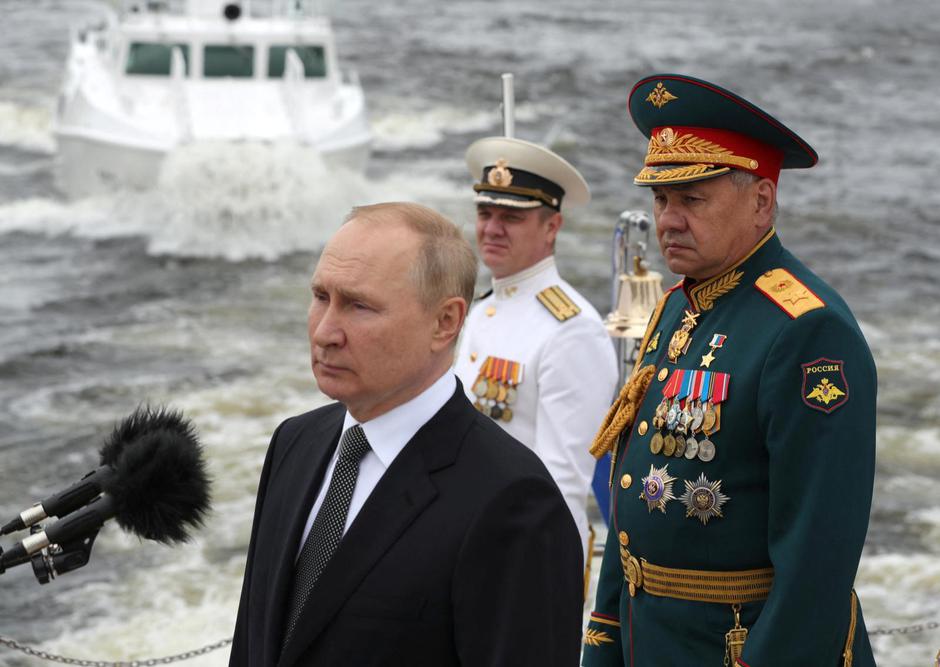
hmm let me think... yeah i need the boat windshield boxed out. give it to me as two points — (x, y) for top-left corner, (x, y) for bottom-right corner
(267, 45), (327, 78)
(204, 45), (255, 78)
(126, 42), (190, 75)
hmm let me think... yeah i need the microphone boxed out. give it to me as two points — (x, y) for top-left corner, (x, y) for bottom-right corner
(1, 406), (211, 572)
(1, 464), (115, 536)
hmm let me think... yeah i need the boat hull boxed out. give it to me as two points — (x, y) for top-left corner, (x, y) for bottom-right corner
(54, 132), (371, 199)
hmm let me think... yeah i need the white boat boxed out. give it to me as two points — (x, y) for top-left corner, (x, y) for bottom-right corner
(54, 0), (372, 198)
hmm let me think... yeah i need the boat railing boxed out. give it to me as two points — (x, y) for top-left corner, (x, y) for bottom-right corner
(121, 0), (332, 19)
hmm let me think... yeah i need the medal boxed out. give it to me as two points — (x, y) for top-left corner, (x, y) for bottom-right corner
(690, 403), (704, 432)
(674, 436), (687, 458)
(702, 404), (717, 433)
(666, 402), (680, 431)
(697, 438), (716, 462)
(472, 356), (523, 423)
(653, 397), (669, 429)
(667, 310), (700, 363)
(485, 378), (499, 399)
(662, 370), (684, 431)
(703, 372), (730, 436)
(640, 464), (677, 514)
(699, 333), (727, 369)
(663, 434), (677, 457)
(650, 432), (664, 455)
(677, 407), (692, 435)
(681, 473), (729, 525)
(674, 371), (694, 434)
(688, 371), (707, 432)
(684, 437), (699, 459)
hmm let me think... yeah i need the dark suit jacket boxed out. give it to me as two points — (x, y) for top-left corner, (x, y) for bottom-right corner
(230, 384), (584, 667)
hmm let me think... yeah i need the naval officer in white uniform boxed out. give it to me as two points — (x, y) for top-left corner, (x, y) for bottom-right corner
(454, 137), (619, 556)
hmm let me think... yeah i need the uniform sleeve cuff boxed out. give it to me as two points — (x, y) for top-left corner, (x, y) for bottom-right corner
(582, 613), (623, 667)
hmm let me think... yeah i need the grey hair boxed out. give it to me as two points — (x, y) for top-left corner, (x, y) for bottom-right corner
(729, 170), (778, 224)
(343, 202), (478, 312)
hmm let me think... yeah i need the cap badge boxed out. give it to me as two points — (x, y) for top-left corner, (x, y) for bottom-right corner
(486, 158), (513, 187)
(646, 82), (678, 109)
(657, 127), (677, 146)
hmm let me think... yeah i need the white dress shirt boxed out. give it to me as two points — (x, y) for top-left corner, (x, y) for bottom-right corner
(454, 256), (619, 554)
(297, 371), (457, 556)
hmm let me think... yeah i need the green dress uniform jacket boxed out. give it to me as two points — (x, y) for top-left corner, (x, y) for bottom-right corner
(583, 229), (877, 667)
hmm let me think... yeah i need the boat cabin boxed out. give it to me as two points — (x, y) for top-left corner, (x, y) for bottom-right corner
(113, 0), (341, 83)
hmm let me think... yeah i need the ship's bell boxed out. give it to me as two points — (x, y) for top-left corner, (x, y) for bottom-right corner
(604, 211), (664, 340)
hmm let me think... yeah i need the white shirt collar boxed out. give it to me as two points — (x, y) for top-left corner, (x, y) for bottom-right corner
(341, 371), (457, 468)
(490, 256), (559, 299)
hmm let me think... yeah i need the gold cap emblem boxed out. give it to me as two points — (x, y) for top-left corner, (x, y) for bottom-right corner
(646, 82), (678, 109)
(486, 158), (513, 187)
(656, 127), (677, 147)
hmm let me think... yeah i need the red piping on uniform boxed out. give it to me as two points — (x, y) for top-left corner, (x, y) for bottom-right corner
(735, 660), (752, 667)
(591, 611), (620, 623)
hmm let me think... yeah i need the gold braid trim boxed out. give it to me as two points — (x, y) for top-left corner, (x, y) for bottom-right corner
(691, 269), (743, 311)
(635, 165), (730, 184)
(588, 286), (675, 461)
(843, 590), (859, 667)
(589, 364), (656, 459)
(583, 628), (615, 647)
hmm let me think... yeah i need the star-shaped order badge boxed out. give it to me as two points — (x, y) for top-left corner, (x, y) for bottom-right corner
(680, 473), (729, 525)
(640, 464), (677, 513)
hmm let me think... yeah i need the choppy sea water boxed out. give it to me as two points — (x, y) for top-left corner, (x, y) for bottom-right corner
(1, 0), (938, 665)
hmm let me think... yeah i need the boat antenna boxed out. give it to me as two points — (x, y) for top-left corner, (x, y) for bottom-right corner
(501, 73), (515, 138)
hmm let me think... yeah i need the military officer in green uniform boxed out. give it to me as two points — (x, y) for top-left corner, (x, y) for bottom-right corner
(583, 74), (877, 666)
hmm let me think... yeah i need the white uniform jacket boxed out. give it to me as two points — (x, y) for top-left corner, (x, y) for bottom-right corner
(454, 256), (619, 551)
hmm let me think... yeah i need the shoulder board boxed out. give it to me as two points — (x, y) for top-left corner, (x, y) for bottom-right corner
(474, 289), (493, 302)
(754, 268), (825, 319)
(536, 285), (581, 322)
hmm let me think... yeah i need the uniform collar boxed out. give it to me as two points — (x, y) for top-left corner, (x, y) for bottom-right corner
(683, 228), (780, 311)
(490, 255), (559, 300)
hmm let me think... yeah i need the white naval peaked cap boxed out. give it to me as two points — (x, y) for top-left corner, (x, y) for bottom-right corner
(466, 136), (591, 211)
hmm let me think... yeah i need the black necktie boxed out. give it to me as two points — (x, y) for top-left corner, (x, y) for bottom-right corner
(281, 424), (371, 648)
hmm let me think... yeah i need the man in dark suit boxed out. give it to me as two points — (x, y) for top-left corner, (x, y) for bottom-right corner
(231, 202), (584, 667)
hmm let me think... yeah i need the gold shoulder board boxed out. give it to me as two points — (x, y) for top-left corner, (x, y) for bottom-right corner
(537, 285), (581, 322)
(754, 268), (825, 319)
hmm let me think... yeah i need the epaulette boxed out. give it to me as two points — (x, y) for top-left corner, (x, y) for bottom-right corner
(755, 268), (825, 319)
(474, 289), (493, 302)
(536, 285), (581, 322)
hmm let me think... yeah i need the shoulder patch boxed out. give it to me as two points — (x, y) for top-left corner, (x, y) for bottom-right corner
(536, 285), (581, 322)
(754, 268), (825, 319)
(801, 358), (849, 413)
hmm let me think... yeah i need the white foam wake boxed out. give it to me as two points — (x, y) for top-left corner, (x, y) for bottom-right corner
(0, 141), (467, 261)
